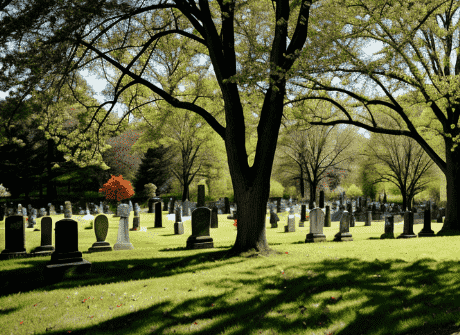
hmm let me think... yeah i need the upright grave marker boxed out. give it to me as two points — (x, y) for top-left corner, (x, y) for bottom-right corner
(305, 207), (326, 243)
(364, 211), (372, 226)
(31, 217), (55, 255)
(325, 205), (331, 227)
(113, 204), (134, 250)
(418, 206), (435, 237)
(88, 214), (113, 252)
(1, 215), (27, 259)
(269, 206), (279, 228)
(284, 206), (295, 232)
(397, 210), (417, 239)
(380, 215), (395, 239)
(130, 203), (141, 231)
(154, 201), (163, 228)
(44, 218), (92, 283)
(174, 206), (184, 235)
(186, 207), (214, 249)
(299, 204), (306, 227)
(211, 206), (218, 228)
(224, 197), (230, 214)
(197, 185), (205, 207)
(319, 191), (324, 208)
(333, 210), (353, 242)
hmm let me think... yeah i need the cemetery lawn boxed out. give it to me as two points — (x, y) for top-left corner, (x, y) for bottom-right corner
(1, 211), (460, 335)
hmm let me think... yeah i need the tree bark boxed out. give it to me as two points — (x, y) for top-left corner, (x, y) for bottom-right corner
(437, 144), (460, 235)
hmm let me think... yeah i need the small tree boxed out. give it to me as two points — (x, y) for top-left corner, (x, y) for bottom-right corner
(270, 179), (285, 198)
(346, 184), (363, 199)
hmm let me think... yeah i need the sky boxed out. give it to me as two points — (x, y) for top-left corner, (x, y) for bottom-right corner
(0, 30), (389, 141)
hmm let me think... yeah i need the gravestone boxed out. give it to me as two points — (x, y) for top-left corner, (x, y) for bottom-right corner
(163, 198), (169, 211)
(325, 205), (331, 227)
(183, 200), (191, 217)
(174, 206), (184, 235)
(284, 212), (295, 232)
(88, 214), (112, 252)
(276, 198), (281, 213)
(319, 191), (324, 208)
(130, 203), (141, 231)
(31, 217), (55, 255)
(364, 211), (372, 226)
(210, 206), (218, 228)
(0, 215), (27, 259)
(154, 202), (163, 228)
(17, 204), (22, 215)
(305, 208), (326, 243)
(28, 208), (37, 228)
(148, 198), (156, 213)
(186, 207), (214, 249)
(64, 201), (72, 218)
(128, 200), (133, 213)
(418, 207), (435, 237)
(43, 218), (92, 283)
(269, 207), (279, 228)
(49, 204), (56, 216)
(224, 197), (230, 214)
(197, 185), (205, 207)
(380, 215), (395, 239)
(333, 210), (353, 242)
(397, 210), (417, 239)
(113, 204), (134, 250)
(299, 204), (306, 227)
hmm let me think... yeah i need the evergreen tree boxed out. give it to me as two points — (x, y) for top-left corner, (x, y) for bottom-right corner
(132, 145), (174, 198)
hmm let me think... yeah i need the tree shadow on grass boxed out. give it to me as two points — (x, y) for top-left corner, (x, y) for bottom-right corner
(3, 256), (459, 335)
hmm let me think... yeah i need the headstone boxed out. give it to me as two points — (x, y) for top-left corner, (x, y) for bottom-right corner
(284, 213), (295, 232)
(17, 203), (23, 215)
(269, 207), (279, 228)
(43, 218), (92, 283)
(397, 210), (417, 239)
(49, 204), (56, 216)
(211, 206), (218, 228)
(88, 214), (112, 252)
(64, 201), (72, 218)
(380, 215), (395, 239)
(60, 205), (64, 214)
(183, 200), (191, 217)
(163, 198), (169, 211)
(0, 215), (27, 259)
(333, 210), (353, 241)
(364, 211), (372, 226)
(130, 203), (141, 231)
(154, 202), (163, 228)
(174, 206), (184, 235)
(276, 198), (281, 213)
(305, 208), (326, 243)
(28, 208), (37, 228)
(148, 198), (155, 213)
(299, 204), (306, 227)
(31, 217), (55, 255)
(186, 207), (214, 249)
(38, 208), (46, 218)
(319, 191), (324, 208)
(197, 185), (205, 207)
(325, 205), (331, 227)
(128, 200), (133, 213)
(418, 208), (435, 237)
(113, 204), (134, 250)
(224, 197), (230, 214)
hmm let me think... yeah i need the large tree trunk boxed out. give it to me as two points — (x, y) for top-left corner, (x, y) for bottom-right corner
(437, 144), (460, 235)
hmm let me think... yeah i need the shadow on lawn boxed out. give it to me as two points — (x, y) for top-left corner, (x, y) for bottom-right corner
(2, 249), (460, 335)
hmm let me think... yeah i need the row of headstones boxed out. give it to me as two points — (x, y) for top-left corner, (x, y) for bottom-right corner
(0, 200), (219, 282)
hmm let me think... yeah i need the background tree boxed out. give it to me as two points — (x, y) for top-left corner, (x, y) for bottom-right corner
(293, 0), (460, 235)
(275, 99), (363, 207)
(1, 0), (317, 257)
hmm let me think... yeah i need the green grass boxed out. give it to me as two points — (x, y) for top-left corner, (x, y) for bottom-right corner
(0, 210), (459, 335)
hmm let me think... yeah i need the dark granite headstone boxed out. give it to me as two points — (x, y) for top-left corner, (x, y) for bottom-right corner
(325, 205), (331, 227)
(186, 207), (213, 249)
(319, 191), (324, 208)
(197, 185), (205, 207)
(299, 204), (306, 227)
(154, 202), (163, 228)
(364, 211), (372, 226)
(32, 217), (55, 255)
(1, 215), (27, 259)
(397, 210), (417, 239)
(89, 214), (112, 252)
(269, 209), (279, 228)
(224, 197), (230, 214)
(211, 206), (218, 228)
(418, 208), (435, 237)
(44, 218), (91, 283)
